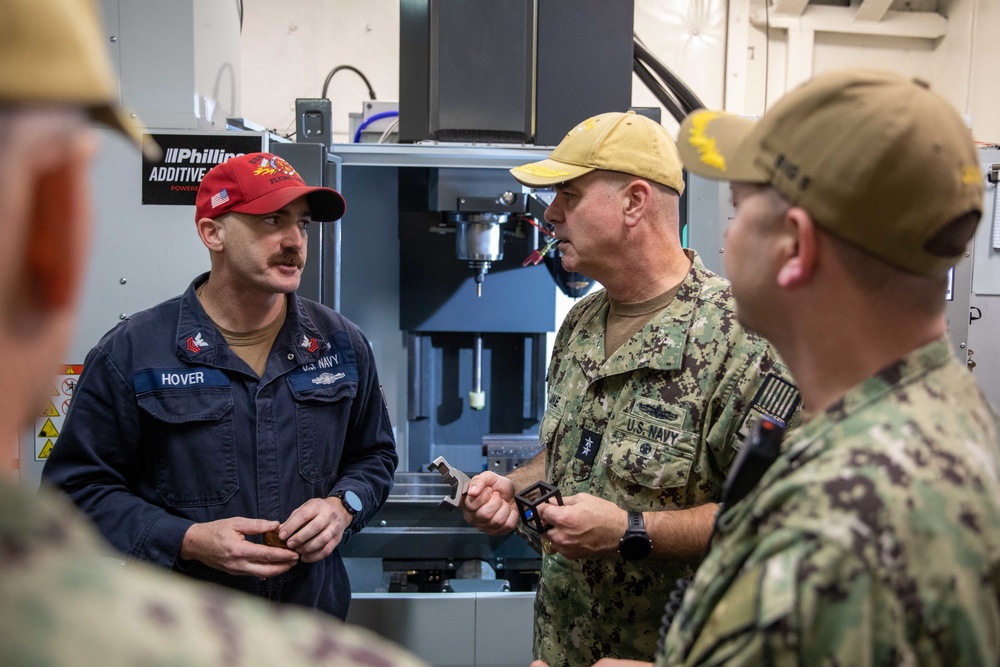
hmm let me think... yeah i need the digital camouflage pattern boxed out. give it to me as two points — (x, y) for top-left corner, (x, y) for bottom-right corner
(0, 479), (429, 667)
(534, 251), (799, 667)
(658, 337), (1000, 667)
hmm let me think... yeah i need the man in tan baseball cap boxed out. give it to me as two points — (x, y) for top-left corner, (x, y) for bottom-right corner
(460, 110), (798, 666)
(646, 69), (1000, 666)
(0, 1), (429, 665)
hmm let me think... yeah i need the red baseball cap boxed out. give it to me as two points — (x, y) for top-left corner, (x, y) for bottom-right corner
(195, 152), (346, 222)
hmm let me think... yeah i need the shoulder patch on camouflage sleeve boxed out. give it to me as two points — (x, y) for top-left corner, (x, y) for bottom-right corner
(737, 373), (801, 441)
(575, 428), (602, 466)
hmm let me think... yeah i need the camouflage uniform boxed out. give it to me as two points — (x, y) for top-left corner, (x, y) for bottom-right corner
(0, 479), (429, 667)
(535, 251), (799, 667)
(658, 336), (1000, 667)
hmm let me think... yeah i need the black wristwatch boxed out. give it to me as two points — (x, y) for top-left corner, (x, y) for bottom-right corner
(332, 489), (362, 522)
(619, 510), (652, 561)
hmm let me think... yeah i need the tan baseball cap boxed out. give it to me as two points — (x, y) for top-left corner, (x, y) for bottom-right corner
(0, 0), (147, 152)
(677, 68), (983, 277)
(511, 111), (686, 195)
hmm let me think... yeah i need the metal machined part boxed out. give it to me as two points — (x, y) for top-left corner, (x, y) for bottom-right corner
(427, 456), (472, 511)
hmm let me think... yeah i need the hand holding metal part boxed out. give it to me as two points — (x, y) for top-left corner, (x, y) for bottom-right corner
(427, 456), (472, 511)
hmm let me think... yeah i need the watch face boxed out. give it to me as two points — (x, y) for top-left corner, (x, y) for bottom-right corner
(620, 533), (652, 561)
(341, 490), (362, 514)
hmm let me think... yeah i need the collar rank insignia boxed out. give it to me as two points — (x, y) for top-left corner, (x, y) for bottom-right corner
(185, 332), (209, 354)
(300, 335), (320, 353)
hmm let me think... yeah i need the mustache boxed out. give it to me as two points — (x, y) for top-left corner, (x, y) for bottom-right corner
(268, 250), (304, 269)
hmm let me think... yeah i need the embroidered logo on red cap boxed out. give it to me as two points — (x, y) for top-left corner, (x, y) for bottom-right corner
(186, 332), (209, 354)
(251, 155), (300, 180)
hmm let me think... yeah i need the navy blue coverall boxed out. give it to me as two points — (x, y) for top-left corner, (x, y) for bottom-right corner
(43, 274), (398, 618)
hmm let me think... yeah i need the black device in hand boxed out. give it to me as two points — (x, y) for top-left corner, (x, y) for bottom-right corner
(515, 480), (563, 533)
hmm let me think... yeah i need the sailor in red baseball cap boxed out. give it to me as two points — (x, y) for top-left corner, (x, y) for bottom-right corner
(44, 149), (397, 620)
(192, 151), (346, 298)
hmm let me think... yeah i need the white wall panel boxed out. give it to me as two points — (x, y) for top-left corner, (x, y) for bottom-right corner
(968, 0), (1000, 144)
(240, 0), (400, 142)
(633, 0), (727, 132)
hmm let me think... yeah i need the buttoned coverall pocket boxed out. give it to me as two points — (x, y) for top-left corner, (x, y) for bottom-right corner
(289, 381), (358, 483)
(137, 387), (237, 508)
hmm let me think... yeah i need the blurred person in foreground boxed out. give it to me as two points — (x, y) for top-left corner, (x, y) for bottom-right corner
(0, 0), (425, 664)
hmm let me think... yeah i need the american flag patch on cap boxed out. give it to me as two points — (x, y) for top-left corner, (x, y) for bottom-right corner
(211, 189), (229, 208)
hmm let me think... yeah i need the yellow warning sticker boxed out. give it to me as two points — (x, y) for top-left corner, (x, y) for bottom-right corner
(38, 440), (54, 459)
(38, 418), (59, 439)
(36, 363), (83, 461)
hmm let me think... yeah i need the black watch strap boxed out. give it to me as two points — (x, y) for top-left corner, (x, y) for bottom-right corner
(619, 510), (652, 561)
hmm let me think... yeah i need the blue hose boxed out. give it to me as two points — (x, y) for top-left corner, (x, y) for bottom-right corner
(353, 110), (399, 143)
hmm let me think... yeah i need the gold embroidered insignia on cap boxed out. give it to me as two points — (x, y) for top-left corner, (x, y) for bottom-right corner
(962, 165), (981, 185)
(689, 112), (728, 172)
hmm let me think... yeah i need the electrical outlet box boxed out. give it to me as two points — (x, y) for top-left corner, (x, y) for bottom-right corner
(295, 98), (333, 146)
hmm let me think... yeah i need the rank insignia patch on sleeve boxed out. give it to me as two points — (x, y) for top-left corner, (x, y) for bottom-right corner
(575, 428), (602, 465)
